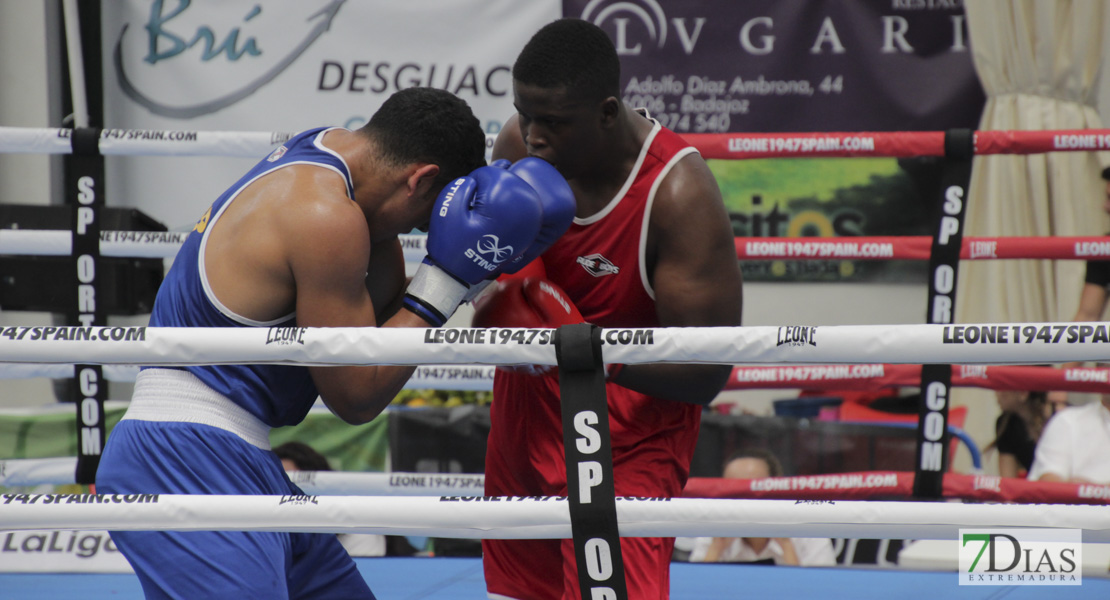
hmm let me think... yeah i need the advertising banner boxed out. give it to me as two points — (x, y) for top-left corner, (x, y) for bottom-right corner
(0, 529), (132, 573)
(564, 0), (982, 134)
(100, 0), (559, 231)
(100, 1), (986, 282)
(565, 0), (985, 282)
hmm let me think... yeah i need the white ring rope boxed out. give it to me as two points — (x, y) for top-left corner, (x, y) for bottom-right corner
(10, 459), (1109, 507)
(0, 363), (492, 391)
(0, 126), (286, 157)
(0, 229), (429, 264)
(286, 471), (486, 497)
(0, 363), (138, 381)
(0, 458), (89, 489)
(402, 364), (495, 390)
(1, 494), (1106, 542)
(0, 229), (188, 258)
(0, 457), (484, 494)
(1, 324), (1108, 366)
(0, 126), (499, 158)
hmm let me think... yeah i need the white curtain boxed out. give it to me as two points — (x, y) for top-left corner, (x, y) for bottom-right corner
(952, 1), (1109, 472)
(959, 0), (1110, 325)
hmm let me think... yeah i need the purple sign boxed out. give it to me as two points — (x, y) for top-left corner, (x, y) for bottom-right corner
(564, 0), (984, 133)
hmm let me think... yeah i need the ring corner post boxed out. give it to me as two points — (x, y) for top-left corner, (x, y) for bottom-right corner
(914, 128), (974, 499)
(556, 323), (629, 600)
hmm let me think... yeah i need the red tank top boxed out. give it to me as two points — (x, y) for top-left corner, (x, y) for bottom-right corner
(486, 121), (702, 499)
(543, 123), (694, 327)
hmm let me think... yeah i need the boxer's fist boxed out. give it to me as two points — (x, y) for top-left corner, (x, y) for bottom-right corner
(472, 277), (583, 376)
(429, 167), (544, 283)
(501, 158), (576, 274)
(404, 168), (544, 326)
(472, 277), (584, 329)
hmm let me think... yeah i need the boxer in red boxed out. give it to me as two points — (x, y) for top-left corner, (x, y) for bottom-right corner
(477, 18), (744, 600)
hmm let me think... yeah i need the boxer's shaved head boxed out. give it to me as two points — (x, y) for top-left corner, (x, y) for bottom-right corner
(513, 18), (620, 103)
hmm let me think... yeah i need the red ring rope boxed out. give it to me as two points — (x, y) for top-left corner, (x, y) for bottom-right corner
(724, 364), (1110, 393)
(683, 129), (1110, 159)
(736, 236), (1110, 261)
(683, 471), (1110, 506)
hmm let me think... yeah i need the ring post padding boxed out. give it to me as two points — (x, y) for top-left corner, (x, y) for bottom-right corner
(67, 126), (107, 486)
(914, 128), (975, 499)
(556, 324), (628, 600)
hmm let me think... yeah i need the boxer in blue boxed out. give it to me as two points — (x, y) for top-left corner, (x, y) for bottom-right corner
(96, 87), (569, 599)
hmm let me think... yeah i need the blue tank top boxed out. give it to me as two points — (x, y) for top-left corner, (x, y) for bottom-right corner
(148, 127), (354, 427)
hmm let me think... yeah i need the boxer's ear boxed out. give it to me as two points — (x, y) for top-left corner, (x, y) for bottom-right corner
(599, 96), (621, 128)
(407, 164), (440, 200)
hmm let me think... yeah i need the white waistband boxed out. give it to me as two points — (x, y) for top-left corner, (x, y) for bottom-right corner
(123, 368), (271, 450)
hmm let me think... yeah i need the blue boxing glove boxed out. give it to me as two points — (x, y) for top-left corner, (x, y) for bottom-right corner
(403, 167), (544, 326)
(500, 157), (576, 274)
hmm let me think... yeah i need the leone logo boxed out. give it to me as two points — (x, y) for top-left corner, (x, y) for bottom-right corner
(279, 494), (319, 506)
(266, 327), (307, 345)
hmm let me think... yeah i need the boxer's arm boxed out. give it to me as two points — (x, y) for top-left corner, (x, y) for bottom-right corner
(289, 195), (427, 424)
(295, 166), (544, 423)
(491, 114), (528, 163)
(612, 153), (743, 405)
(365, 236), (406, 322)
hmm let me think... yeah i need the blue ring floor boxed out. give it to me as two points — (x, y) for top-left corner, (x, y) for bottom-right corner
(1, 557), (1106, 599)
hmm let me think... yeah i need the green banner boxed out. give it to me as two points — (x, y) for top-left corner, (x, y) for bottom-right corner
(1, 405), (391, 491)
(271, 410), (390, 473)
(0, 405), (126, 461)
(713, 157), (937, 282)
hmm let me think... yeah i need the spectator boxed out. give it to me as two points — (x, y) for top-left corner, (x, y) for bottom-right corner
(1027, 394), (1110, 484)
(1047, 166), (1110, 408)
(274, 441), (331, 473)
(687, 449), (837, 566)
(274, 441), (386, 557)
(985, 390), (1052, 478)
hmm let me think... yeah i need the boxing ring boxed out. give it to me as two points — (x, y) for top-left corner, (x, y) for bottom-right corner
(4, 125), (1110, 598)
(10, 559), (1109, 600)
